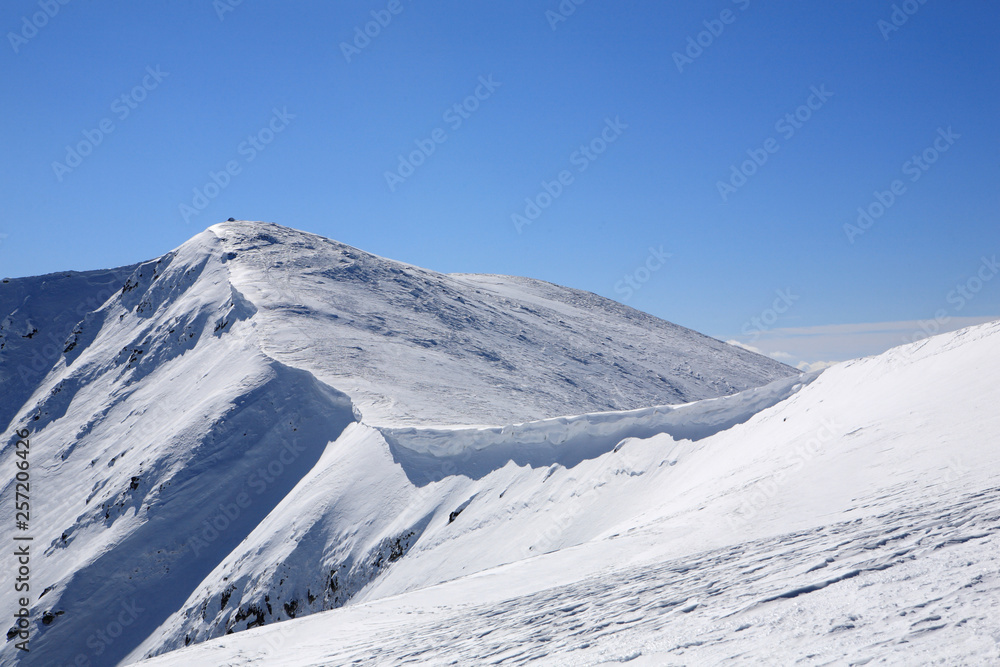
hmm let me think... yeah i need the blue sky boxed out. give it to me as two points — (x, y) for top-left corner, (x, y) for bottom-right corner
(1, 1), (997, 369)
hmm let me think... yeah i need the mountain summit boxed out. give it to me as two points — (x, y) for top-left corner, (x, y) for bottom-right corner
(201, 220), (795, 426)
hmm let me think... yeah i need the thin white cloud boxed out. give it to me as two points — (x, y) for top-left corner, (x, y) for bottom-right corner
(725, 339), (763, 354)
(757, 316), (997, 339)
(721, 316), (999, 373)
(728, 340), (829, 374)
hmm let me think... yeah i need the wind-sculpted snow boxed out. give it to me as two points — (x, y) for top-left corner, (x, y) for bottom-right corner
(0, 221), (797, 666)
(0, 230), (356, 666)
(134, 484), (1000, 666)
(381, 371), (818, 481)
(133, 318), (1000, 666)
(128, 373), (817, 659)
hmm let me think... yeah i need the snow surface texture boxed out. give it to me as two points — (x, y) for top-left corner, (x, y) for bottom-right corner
(134, 318), (1000, 666)
(0, 221), (797, 666)
(209, 222), (794, 426)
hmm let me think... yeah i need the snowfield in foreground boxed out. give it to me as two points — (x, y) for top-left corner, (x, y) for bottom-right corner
(1, 221), (997, 666)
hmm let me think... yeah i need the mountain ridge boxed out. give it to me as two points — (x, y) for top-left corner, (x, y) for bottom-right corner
(133, 318), (1000, 666)
(0, 220), (797, 666)
(206, 220), (796, 426)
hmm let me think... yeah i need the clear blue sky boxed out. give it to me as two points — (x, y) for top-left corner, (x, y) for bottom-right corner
(2, 1), (997, 368)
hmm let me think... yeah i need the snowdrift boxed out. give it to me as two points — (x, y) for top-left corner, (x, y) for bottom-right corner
(210, 221), (796, 425)
(128, 371), (817, 658)
(133, 319), (1000, 666)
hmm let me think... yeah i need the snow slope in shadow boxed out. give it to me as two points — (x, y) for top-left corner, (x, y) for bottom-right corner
(0, 233), (356, 667)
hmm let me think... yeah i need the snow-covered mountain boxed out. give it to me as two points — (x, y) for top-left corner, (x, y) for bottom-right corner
(0, 221), (797, 666)
(188, 221), (796, 426)
(5, 221), (996, 665)
(136, 318), (1000, 666)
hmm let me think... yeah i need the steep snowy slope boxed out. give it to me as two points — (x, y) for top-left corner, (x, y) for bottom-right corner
(129, 373), (815, 658)
(0, 221), (793, 666)
(133, 320), (1000, 666)
(0, 266), (137, 434)
(0, 231), (357, 667)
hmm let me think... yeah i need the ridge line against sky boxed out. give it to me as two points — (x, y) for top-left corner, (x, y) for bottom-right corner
(1, 2), (997, 371)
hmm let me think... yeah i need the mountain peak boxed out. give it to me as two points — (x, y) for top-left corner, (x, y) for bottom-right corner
(14, 223), (996, 667)
(174, 222), (795, 426)
(0, 222), (798, 665)
(209, 218), (294, 236)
